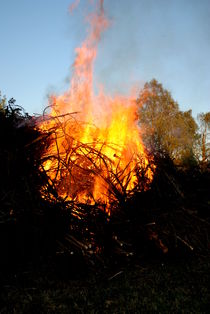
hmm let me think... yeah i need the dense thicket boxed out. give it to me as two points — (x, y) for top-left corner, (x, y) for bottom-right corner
(0, 99), (65, 267)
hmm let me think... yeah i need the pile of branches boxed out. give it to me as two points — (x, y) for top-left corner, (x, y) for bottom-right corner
(0, 103), (209, 273)
(38, 113), (210, 268)
(39, 111), (152, 206)
(52, 161), (210, 269)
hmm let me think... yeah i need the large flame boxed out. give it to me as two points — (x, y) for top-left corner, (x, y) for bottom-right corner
(40, 0), (154, 210)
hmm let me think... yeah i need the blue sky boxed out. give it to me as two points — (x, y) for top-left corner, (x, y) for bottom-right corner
(0, 0), (209, 117)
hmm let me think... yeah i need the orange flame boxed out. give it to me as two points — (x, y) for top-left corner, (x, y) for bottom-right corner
(40, 1), (154, 210)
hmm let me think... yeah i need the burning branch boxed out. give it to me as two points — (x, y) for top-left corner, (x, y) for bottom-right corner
(39, 112), (154, 212)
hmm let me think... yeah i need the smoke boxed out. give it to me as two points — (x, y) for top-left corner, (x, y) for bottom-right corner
(65, 0), (210, 115)
(69, 0), (80, 14)
(93, 0), (144, 97)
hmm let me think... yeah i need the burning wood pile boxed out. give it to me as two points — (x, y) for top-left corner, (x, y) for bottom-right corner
(39, 112), (154, 210)
(38, 142), (210, 266)
(34, 0), (209, 266)
(0, 97), (209, 271)
(0, 0), (209, 271)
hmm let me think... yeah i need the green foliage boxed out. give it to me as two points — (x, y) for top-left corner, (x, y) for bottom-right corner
(197, 112), (210, 163)
(137, 79), (198, 165)
(0, 91), (6, 111)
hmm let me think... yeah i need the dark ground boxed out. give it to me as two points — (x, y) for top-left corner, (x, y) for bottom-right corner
(0, 254), (210, 313)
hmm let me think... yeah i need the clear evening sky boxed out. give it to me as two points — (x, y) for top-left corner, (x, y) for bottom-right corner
(0, 0), (209, 117)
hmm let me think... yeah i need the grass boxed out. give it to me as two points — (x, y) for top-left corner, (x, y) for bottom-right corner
(1, 255), (209, 313)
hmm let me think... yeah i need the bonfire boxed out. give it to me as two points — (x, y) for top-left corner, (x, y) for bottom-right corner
(39, 0), (154, 212)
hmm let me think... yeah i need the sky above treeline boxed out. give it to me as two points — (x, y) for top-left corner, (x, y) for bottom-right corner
(0, 0), (209, 118)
